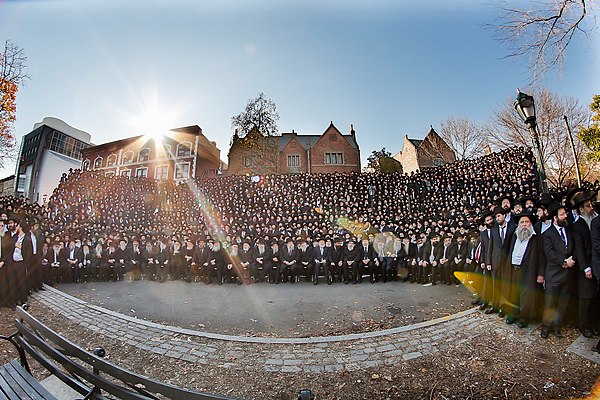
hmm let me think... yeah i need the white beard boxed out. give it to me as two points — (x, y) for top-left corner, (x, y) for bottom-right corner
(516, 226), (534, 242)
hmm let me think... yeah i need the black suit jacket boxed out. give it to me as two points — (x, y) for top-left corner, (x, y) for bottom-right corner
(591, 216), (600, 278)
(571, 218), (597, 298)
(506, 232), (545, 289)
(313, 246), (331, 264)
(542, 225), (575, 286)
(489, 223), (516, 270)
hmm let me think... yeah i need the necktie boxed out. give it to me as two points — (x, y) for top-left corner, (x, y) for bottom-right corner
(560, 228), (567, 247)
(500, 226), (505, 244)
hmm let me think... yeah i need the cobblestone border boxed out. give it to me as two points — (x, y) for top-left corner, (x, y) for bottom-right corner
(34, 285), (491, 372)
(40, 284), (478, 344)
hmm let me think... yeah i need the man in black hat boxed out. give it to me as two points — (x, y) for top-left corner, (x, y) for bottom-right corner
(280, 238), (298, 283)
(541, 202), (576, 339)
(343, 238), (360, 284)
(478, 210), (495, 310)
(330, 237), (345, 283)
(11, 220), (33, 306)
(253, 239), (273, 283)
(313, 237), (331, 285)
(569, 190), (599, 337)
(503, 212), (545, 328)
(489, 206), (517, 316)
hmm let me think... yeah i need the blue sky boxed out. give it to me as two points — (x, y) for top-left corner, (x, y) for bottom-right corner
(1, 0), (598, 178)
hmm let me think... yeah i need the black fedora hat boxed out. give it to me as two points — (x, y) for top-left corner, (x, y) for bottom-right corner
(571, 190), (598, 209)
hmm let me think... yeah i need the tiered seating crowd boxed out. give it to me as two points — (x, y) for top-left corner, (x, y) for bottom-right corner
(1, 146), (600, 341)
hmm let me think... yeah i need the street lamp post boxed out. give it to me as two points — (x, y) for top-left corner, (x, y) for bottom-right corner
(514, 89), (549, 194)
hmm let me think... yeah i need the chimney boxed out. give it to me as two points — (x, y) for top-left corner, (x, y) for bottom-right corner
(350, 124), (355, 136)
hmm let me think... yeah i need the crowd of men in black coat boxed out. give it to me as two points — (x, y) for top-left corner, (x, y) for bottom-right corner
(2, 146), (600, 346)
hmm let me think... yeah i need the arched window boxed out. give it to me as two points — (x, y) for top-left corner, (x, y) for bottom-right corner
(122, 151), (134, 164)
(93, 157), (103, 169)
(107, 154), (118, 167)
(176, 141), (192, 157)
(138, 148), (151, 162)
(82, 159), (90, 170)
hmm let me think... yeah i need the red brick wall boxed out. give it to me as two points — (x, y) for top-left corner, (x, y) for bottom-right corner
(310, 127), (360, 174)
(279, 137), (308, 174)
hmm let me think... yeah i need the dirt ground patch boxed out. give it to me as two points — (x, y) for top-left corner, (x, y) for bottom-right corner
(2, 300), (599, 400)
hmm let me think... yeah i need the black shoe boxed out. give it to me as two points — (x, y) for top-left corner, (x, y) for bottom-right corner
(594, 328), (600, 336)
(485, 307), (497, 315)
(344, 280), (350, 284)
(471, 299), (480, 305)
(313, 280), (318, 285)
(517, 321), (528, 329)
(505, 316), (516, 325)
(478, 303), (488, 311)
(580, 328), (594, 338)
(498, 310), (505, 318)
(541, 326), (551, 339)
(432, 281), (436, 286)
(554, 328), (563, 338)
(327, 280), (332, 285)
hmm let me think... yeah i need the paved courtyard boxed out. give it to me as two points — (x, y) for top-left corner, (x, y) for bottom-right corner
(33, 285), (544, 374)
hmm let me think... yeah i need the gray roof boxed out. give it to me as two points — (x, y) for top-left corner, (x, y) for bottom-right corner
(409, 139), (424, 148)
(279, 122), (359, 151)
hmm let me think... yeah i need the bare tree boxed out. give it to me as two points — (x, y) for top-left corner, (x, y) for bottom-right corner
(439, 116), (487, 160)
(231, 92), (279, 137)
(492, 0), (595, 81)
(488, 88), (590, 187)
(1, 40), (29, 168)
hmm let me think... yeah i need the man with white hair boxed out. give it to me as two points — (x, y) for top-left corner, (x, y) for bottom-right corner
(503, 212), (545, 328)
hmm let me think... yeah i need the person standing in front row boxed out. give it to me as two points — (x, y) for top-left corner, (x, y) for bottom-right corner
(540, 202), (576, 339)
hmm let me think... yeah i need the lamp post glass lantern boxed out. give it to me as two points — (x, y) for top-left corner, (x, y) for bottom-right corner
(514, 89), (549, 194)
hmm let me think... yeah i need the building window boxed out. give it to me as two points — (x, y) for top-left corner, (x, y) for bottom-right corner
(120, 169), (131, 177)
(122, 151), (134, 164)
(82, 159), (90, 170)
(47, 130), (90, 160)
(105, 171), (115, 177)
(175, 162), (190, 179)
(287, 155), (300, 167)
(176, 141), (192, 157)
(138, 148), (151, 162)
(155, 165), (169, 180)
(325, 152), (343, 164)
(107, 154), (118, 167)
(244, 156), (253, 167)
(135, 167), (148, 178)
(329, 134), (336, 141)
(432, 157), (444, 166)
(93, 157), (103, 169)
(162, 144), (172, 157)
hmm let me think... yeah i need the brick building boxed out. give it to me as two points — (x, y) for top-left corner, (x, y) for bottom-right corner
(81, 125), (222, 180)
(393, 127), (456, 174)
(227, 122), (360, 175)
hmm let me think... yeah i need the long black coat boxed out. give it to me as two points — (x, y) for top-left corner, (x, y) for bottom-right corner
(506, 232), (545, 289)
(591, 216), (600, 278)
(572, 218), (598, 298)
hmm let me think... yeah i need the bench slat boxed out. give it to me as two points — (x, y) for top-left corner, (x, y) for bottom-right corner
(11, 338), (92, 399)
(15, 320), (149, 400)
(3, 361), (57, 400)
(0, 366), (31, 400)
(0, 367), (20, 400)
(16, 308), (237, 400)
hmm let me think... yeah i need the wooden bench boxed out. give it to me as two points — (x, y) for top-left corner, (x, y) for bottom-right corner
(0, 306), (237, 400)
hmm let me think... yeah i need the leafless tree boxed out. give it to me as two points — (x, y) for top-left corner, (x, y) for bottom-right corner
(439, 116), (488, 160)
(492, 0), (595, 80)
(487, 88), (591, 187)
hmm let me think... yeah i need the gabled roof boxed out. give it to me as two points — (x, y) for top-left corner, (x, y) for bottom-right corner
(279, 122), (359, 151)
(279, 133), (320, 151)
